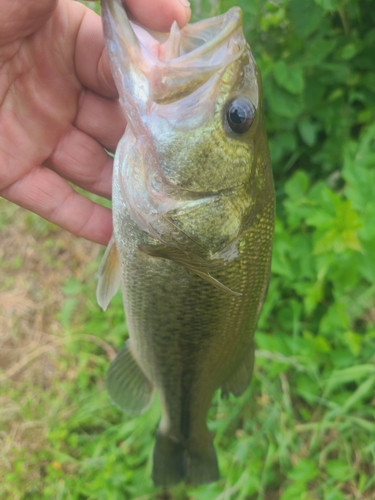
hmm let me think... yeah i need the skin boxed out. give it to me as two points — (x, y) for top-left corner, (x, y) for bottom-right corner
(0, 0), (191, 245)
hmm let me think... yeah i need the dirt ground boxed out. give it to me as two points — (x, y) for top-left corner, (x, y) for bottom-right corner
(0, 200), (100, 485)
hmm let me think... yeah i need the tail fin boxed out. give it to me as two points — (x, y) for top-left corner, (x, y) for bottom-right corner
(186, 440), (219, 486)
(152, 432), (186, 487)
(152, 430), (219, 487)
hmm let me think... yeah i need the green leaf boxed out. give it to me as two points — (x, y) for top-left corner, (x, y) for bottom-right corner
(359, 239), (375, 281)
(280, 483), (308, 500)
(314, 0), (342, 11)
(301, 39), (337, 67)
(270, 131), (298, 163)
(324, 365), (375, 396)
(59, 297), (78, 327)
(343, 331), (363, 356)
(289, 0), (324, 37)
(274, 61), (304, 95)
(287, 459), (319, 483)
(309, 197), (362, 254)
(285, 171), (310, 199)
(342, 375), (375, 411)
(265, 79), (304, 118)
(298, 119), (318, 146)
(340, 43), (358, 61)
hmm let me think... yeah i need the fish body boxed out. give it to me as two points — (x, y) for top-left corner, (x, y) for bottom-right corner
(98, 0), (274, 487)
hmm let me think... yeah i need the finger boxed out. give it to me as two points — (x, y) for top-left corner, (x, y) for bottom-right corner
(1, 166), (112, 245)
(125, 0), (191, 31)
(74, 7), (117, 98)
(74, 0), (191, 97)
(74, 89), (126, 152)
(46, 126), (113, 199)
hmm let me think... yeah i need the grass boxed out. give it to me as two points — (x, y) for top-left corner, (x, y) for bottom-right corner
(1, 199), (374, 499)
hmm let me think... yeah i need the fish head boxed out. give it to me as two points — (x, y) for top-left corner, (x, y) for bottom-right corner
(102, 0), (273, 261)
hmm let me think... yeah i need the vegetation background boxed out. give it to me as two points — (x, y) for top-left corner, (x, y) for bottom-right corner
(1, 0), (374, 498)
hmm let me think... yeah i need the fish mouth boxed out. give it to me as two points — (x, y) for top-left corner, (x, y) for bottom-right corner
(102, 0), (245, 104)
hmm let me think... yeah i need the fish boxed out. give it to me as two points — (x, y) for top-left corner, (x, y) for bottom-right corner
(97, 0), (274, 487)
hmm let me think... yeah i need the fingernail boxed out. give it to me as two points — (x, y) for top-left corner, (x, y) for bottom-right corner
(178, 0), (191, 8)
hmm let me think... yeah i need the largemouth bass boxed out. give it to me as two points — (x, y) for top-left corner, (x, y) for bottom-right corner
(98, 0), (274, 487)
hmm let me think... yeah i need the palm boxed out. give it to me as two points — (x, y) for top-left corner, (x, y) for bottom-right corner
(0, 0), (190, 244)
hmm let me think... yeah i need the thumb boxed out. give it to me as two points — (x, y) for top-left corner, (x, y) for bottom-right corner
(124, 0), (191, 32)
(0, 0), (57, 46)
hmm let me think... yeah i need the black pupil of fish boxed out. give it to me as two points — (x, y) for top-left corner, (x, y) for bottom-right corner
(230, 107), (246, 124)
(226, 99), (255, 134)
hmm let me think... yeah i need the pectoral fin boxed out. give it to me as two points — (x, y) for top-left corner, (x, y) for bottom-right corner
(96, 236), (121, 311)
(192, 269), (242, 297)
(106, 340), (154, 415)
(221, 342), (255, 398)
(139, 244), (241, 297)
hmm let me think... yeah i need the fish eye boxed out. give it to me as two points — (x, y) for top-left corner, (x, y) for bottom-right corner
(225, 98), (255, 134)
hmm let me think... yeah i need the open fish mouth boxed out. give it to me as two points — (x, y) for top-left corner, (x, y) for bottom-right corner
(101, 0), (246, 104)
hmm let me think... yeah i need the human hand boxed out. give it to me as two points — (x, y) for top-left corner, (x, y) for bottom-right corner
(0, 0), (191, 245)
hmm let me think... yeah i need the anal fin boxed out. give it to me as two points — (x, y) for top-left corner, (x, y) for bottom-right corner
(221, 342), (255, 398)
(106, 340), (153, 415)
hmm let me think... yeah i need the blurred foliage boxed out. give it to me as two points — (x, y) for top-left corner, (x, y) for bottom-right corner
(195, 0), (375, 184)
(2, 0), (375, 499)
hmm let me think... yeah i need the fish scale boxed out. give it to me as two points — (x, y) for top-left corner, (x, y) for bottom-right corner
(98, 0), (274, 487)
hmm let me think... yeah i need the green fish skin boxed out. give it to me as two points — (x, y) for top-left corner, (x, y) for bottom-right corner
(98, 0), (274, 487)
